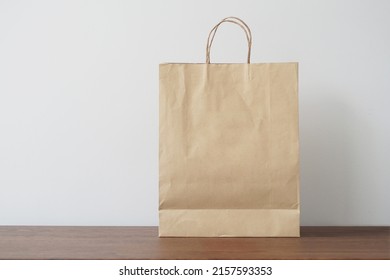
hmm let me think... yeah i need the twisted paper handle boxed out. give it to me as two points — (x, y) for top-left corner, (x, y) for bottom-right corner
(206, 17), (252, 64)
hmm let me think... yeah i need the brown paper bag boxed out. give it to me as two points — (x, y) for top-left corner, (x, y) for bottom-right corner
(159, 17), (299, 237)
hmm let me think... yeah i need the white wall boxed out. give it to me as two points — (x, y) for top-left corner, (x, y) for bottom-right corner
(0, 0), (389, 226)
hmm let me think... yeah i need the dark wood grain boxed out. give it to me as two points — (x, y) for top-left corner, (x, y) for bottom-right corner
(0, 226), (388, 259)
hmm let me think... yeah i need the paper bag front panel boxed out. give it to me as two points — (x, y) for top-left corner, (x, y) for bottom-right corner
(159, 63), (299, 237)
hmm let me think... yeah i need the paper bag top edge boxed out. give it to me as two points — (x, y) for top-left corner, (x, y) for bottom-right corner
(160, 62), (298, 66)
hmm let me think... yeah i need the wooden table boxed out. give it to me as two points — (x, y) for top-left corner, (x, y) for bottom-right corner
(0, 226), (388, 259)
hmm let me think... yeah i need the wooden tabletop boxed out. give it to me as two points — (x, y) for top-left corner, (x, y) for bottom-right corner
(0, 226), (388, 260)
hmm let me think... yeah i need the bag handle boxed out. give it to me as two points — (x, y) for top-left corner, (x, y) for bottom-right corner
(206, 17), (252, 64)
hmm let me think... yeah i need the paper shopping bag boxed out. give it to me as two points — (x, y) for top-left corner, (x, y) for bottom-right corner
(159, 17), (300, 237)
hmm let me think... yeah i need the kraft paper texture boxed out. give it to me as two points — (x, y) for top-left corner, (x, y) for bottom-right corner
(159, 17), (299, 237)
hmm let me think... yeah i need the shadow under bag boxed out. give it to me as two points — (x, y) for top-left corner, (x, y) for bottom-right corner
(159, 17), (300, 237)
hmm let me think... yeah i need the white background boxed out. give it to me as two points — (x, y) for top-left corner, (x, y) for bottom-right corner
(0, 0), (389, 226)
